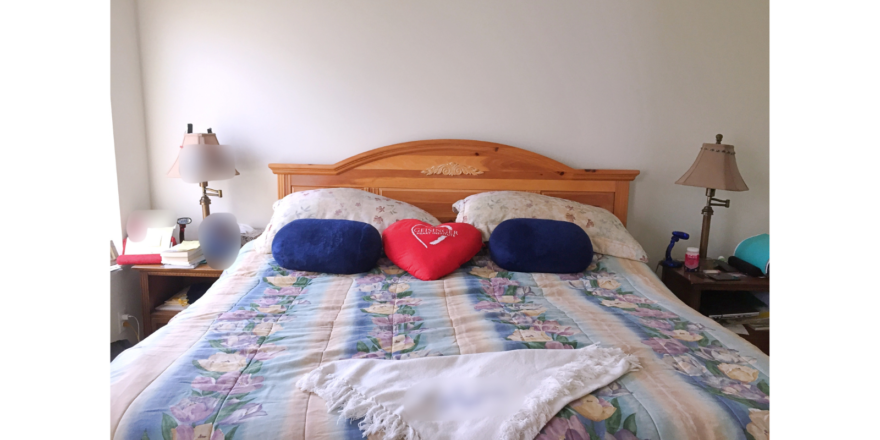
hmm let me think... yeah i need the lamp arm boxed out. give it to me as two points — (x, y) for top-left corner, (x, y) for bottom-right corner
(199, 181), (223, 219)
(665, 237), (678, 263)
(204, 188), (223, 198)
(704, 189), (730, 208)
(708, 197), (729, 208)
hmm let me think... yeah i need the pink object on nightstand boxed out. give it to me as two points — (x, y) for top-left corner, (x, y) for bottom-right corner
(684, 247), (700, 271)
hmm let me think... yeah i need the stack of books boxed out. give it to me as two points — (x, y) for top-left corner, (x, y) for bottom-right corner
(160, 241), (204, 268)
(155, 291), (189, 311)
(717, 316), (769, 335)
(744, 317), (769, 331)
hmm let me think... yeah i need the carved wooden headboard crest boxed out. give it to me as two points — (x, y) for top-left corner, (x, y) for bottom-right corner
(269, 139), (639, 225)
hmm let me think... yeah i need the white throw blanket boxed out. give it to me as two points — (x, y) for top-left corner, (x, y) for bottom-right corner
(297, 344), (639, 440)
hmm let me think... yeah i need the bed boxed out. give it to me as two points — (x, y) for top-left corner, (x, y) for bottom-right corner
(111, 140), (769, 440)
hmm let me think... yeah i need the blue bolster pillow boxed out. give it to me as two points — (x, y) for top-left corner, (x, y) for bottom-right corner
(271, 219), (383, 274)
(488, 218), (593, 273)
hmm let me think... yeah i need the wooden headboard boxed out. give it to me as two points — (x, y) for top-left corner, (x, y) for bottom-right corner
(269, 139), (639, 225)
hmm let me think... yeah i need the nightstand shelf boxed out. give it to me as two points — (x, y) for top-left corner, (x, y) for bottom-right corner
(661, 260), (769, 355)
(132, 264), (223, 336)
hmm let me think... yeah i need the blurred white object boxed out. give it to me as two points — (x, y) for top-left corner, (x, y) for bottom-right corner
(179, 143), (236, 183)
(125, 226), (175, 255)
(126, 209), (176, 242)
(200, 213), (239, 270)
(166, 129), (239, 179)
(239, 223), (255, 234)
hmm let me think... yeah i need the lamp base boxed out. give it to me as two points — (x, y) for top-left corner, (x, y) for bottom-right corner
(660, 259), (684, 268)
(700, 205), (712, 260)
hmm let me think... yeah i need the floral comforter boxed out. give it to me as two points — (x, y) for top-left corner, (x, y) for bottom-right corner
(111, 242), (769, 440)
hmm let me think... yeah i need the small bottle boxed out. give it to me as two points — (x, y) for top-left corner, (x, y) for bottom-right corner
(684, 247), (700, 272)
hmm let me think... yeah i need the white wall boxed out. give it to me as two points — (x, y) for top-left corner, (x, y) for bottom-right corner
(111, 0), (152, 342)
(110, 267), (143, 343)
(134, 0), (768, 264)
(112, 0), (151, 234)
(108, 102), (123, 250)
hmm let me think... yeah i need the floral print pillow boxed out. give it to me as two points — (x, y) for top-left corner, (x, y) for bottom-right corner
(255, 188), (440, 254)
(453, 191), (648, 263)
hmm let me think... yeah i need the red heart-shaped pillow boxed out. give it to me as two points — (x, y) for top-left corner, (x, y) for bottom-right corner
(382, 219), (483, 281)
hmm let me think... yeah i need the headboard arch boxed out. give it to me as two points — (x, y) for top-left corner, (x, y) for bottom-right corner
(269, 139), (639, 225)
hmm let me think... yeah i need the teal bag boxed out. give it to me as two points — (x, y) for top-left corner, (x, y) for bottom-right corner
(734, 233), (769, 274)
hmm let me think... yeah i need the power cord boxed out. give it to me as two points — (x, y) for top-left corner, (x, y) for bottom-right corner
(122, 314), (141, 342)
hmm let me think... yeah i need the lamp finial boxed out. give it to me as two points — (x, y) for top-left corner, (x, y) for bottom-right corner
(716, 134), (723, 144)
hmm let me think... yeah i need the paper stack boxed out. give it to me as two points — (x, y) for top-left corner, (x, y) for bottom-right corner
(155, 291), (189, 311)
(160, 241), (204, 268)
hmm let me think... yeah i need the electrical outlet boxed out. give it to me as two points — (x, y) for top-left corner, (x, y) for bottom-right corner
(118, 312), (129, 335)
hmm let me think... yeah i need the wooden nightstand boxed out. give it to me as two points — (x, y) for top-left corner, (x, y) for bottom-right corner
(133, 264), (223, 336)
(661, 260), (770, 355)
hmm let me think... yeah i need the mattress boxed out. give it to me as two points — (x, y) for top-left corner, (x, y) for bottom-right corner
(111, 242), (769, 440)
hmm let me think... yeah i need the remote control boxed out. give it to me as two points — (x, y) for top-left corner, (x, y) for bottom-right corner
(708, 272), (740, 281)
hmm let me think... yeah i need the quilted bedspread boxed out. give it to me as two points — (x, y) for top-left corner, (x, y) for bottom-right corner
(111, 243), (769, 440)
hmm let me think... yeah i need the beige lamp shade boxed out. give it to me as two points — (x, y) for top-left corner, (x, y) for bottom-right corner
(675, 142), (749, 191)
(167, 132), (240, 179)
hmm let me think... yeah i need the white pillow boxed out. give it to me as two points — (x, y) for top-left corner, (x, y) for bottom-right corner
(453, 191), (648, 263)
(255, 188), (440, 254)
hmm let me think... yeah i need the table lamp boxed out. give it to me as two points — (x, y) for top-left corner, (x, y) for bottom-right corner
(675, 134), (748, 260)
(167, 124), (239, 218)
